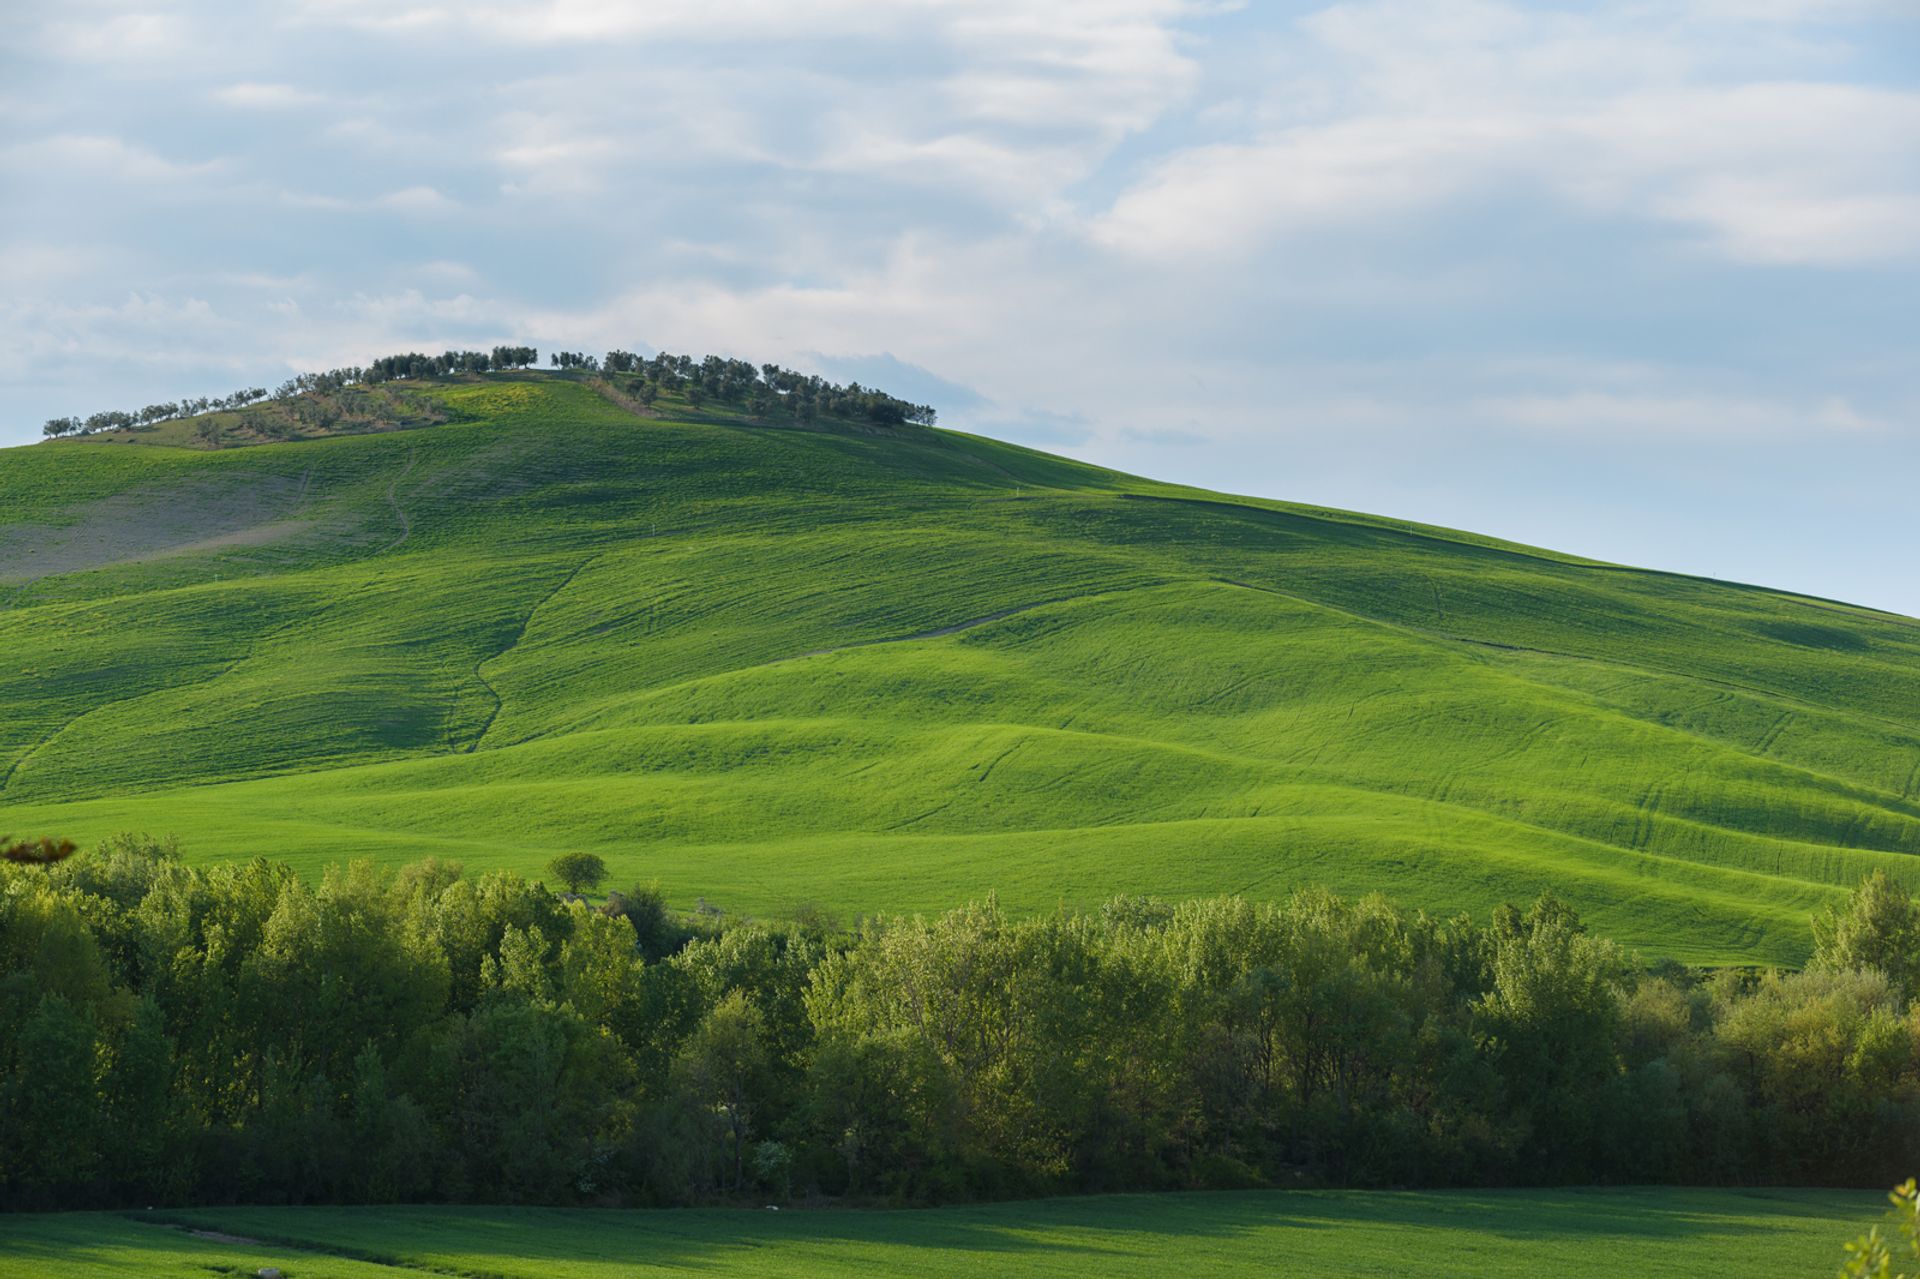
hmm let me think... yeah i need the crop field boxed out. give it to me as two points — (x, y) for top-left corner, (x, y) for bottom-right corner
(0, 1188), (1880, 1278)
(4, 374), (1920, 964)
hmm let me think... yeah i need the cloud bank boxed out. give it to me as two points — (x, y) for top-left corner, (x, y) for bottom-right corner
(4, 0), (1917, 610)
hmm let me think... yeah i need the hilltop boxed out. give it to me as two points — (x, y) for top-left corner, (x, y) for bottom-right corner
(4, 367), (1919, 964)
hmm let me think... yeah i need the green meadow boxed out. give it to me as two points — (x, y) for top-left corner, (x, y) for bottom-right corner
(5, 373), (1920, 965)
(0, 1189), (1880, 1278)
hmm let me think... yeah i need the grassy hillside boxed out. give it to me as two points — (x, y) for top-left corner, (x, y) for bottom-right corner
(0, 1189), (1880, 1278)
(4, 372), (1919, 964)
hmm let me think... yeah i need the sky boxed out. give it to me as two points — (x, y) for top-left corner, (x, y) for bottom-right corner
(3, 0), (1917, 613)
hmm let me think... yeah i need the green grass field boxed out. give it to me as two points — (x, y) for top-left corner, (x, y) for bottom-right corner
(5, 372), (1920, 964)
(0, 1189), (1880, 1277)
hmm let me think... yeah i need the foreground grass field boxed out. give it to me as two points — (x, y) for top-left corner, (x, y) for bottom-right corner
(5, 372), (1920, 964)
(0, 1189), (1880, 1278)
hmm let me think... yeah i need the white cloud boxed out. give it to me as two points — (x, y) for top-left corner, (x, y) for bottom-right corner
(415, 260), (480, 284)
(274, 186), (458, 214)
(36, 12), (191, 62)
(279, 190), (353, 210)
(1562, 82), (1920, 264)
(292, 0), (1198, 53)
(321, 117), (435, 154)
(1687, 0), (1915, 20)
(1090, 117), (1520, 256)
(5, 0), (1919, 612)
(287, 0), (1200, 206)
(0, 243), (110, 288)
(375, 184), (457, 214)
(1474, 390), (1892, 440)
(0, 291), (229, 381)
(211, 82), (325, 109)
(1091, 2), (1920, 266)
(0, 134), (223, 184)
(493, 122), (625, 196)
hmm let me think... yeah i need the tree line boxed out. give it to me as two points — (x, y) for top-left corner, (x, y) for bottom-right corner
(41, 344), (936, 441)
(40, 348), (540, 440)
(5, 838), (1914, 1211)
(561, 350), (938, 428)
(41, 388), (271, 439)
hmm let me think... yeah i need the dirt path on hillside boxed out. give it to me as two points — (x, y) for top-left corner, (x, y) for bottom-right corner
(378, 451), (416, 552)
(466, 555), (601, 752)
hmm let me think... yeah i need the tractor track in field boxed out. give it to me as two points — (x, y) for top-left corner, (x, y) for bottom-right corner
(1127, 491), (1920, 630)
(1211, 578), (1920, 830)
(0, 581), (383, 797)
(793, 598), (1068, 658)
(1446, 631), (1920, 765)
(974, 738), (1025, 787)
(784, 582), (1175, 666)
(495, 582), (1174, 754)
(1, 592), (324, 795)
(376, 450), (417, 553)
(1631, 780), (1665, 850)
(1189, 670), (1264, 710)
(1232, 844), (1339, 897)
(1218, 561), (1906, 761)
(466, 555), (601, 751)
(1753, 710), (1794, 755)
(0, 687), (162, 795)
(887, 738), (1028, 830)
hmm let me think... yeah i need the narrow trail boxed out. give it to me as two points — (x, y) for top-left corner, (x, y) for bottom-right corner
(1753, 710), (1794, 755)
(1213, 575), (1920, 823)
(466, 555), (601, 752)
(377, 451), (417, 553)
(793, 591), (1111, 660)
(495, 583), (1171, 754)
(0, 680), (175, 796)
(0, 580), (384, 797)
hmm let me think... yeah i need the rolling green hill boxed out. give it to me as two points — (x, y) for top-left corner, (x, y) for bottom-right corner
(4, 372), (1918, 965)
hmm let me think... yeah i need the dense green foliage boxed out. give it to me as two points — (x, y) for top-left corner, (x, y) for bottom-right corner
(4, 842), (1918, 1211)
(1841, 1179), (1920, 1277)
(5, 375), (1920, 966)
(0, 1189), (1881, 1278)
(549, 851), (611, 896)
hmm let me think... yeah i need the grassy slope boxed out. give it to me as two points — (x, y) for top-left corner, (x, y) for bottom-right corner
(0, 1190), (1880, 1278)
(4, 374), (1919, 964)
